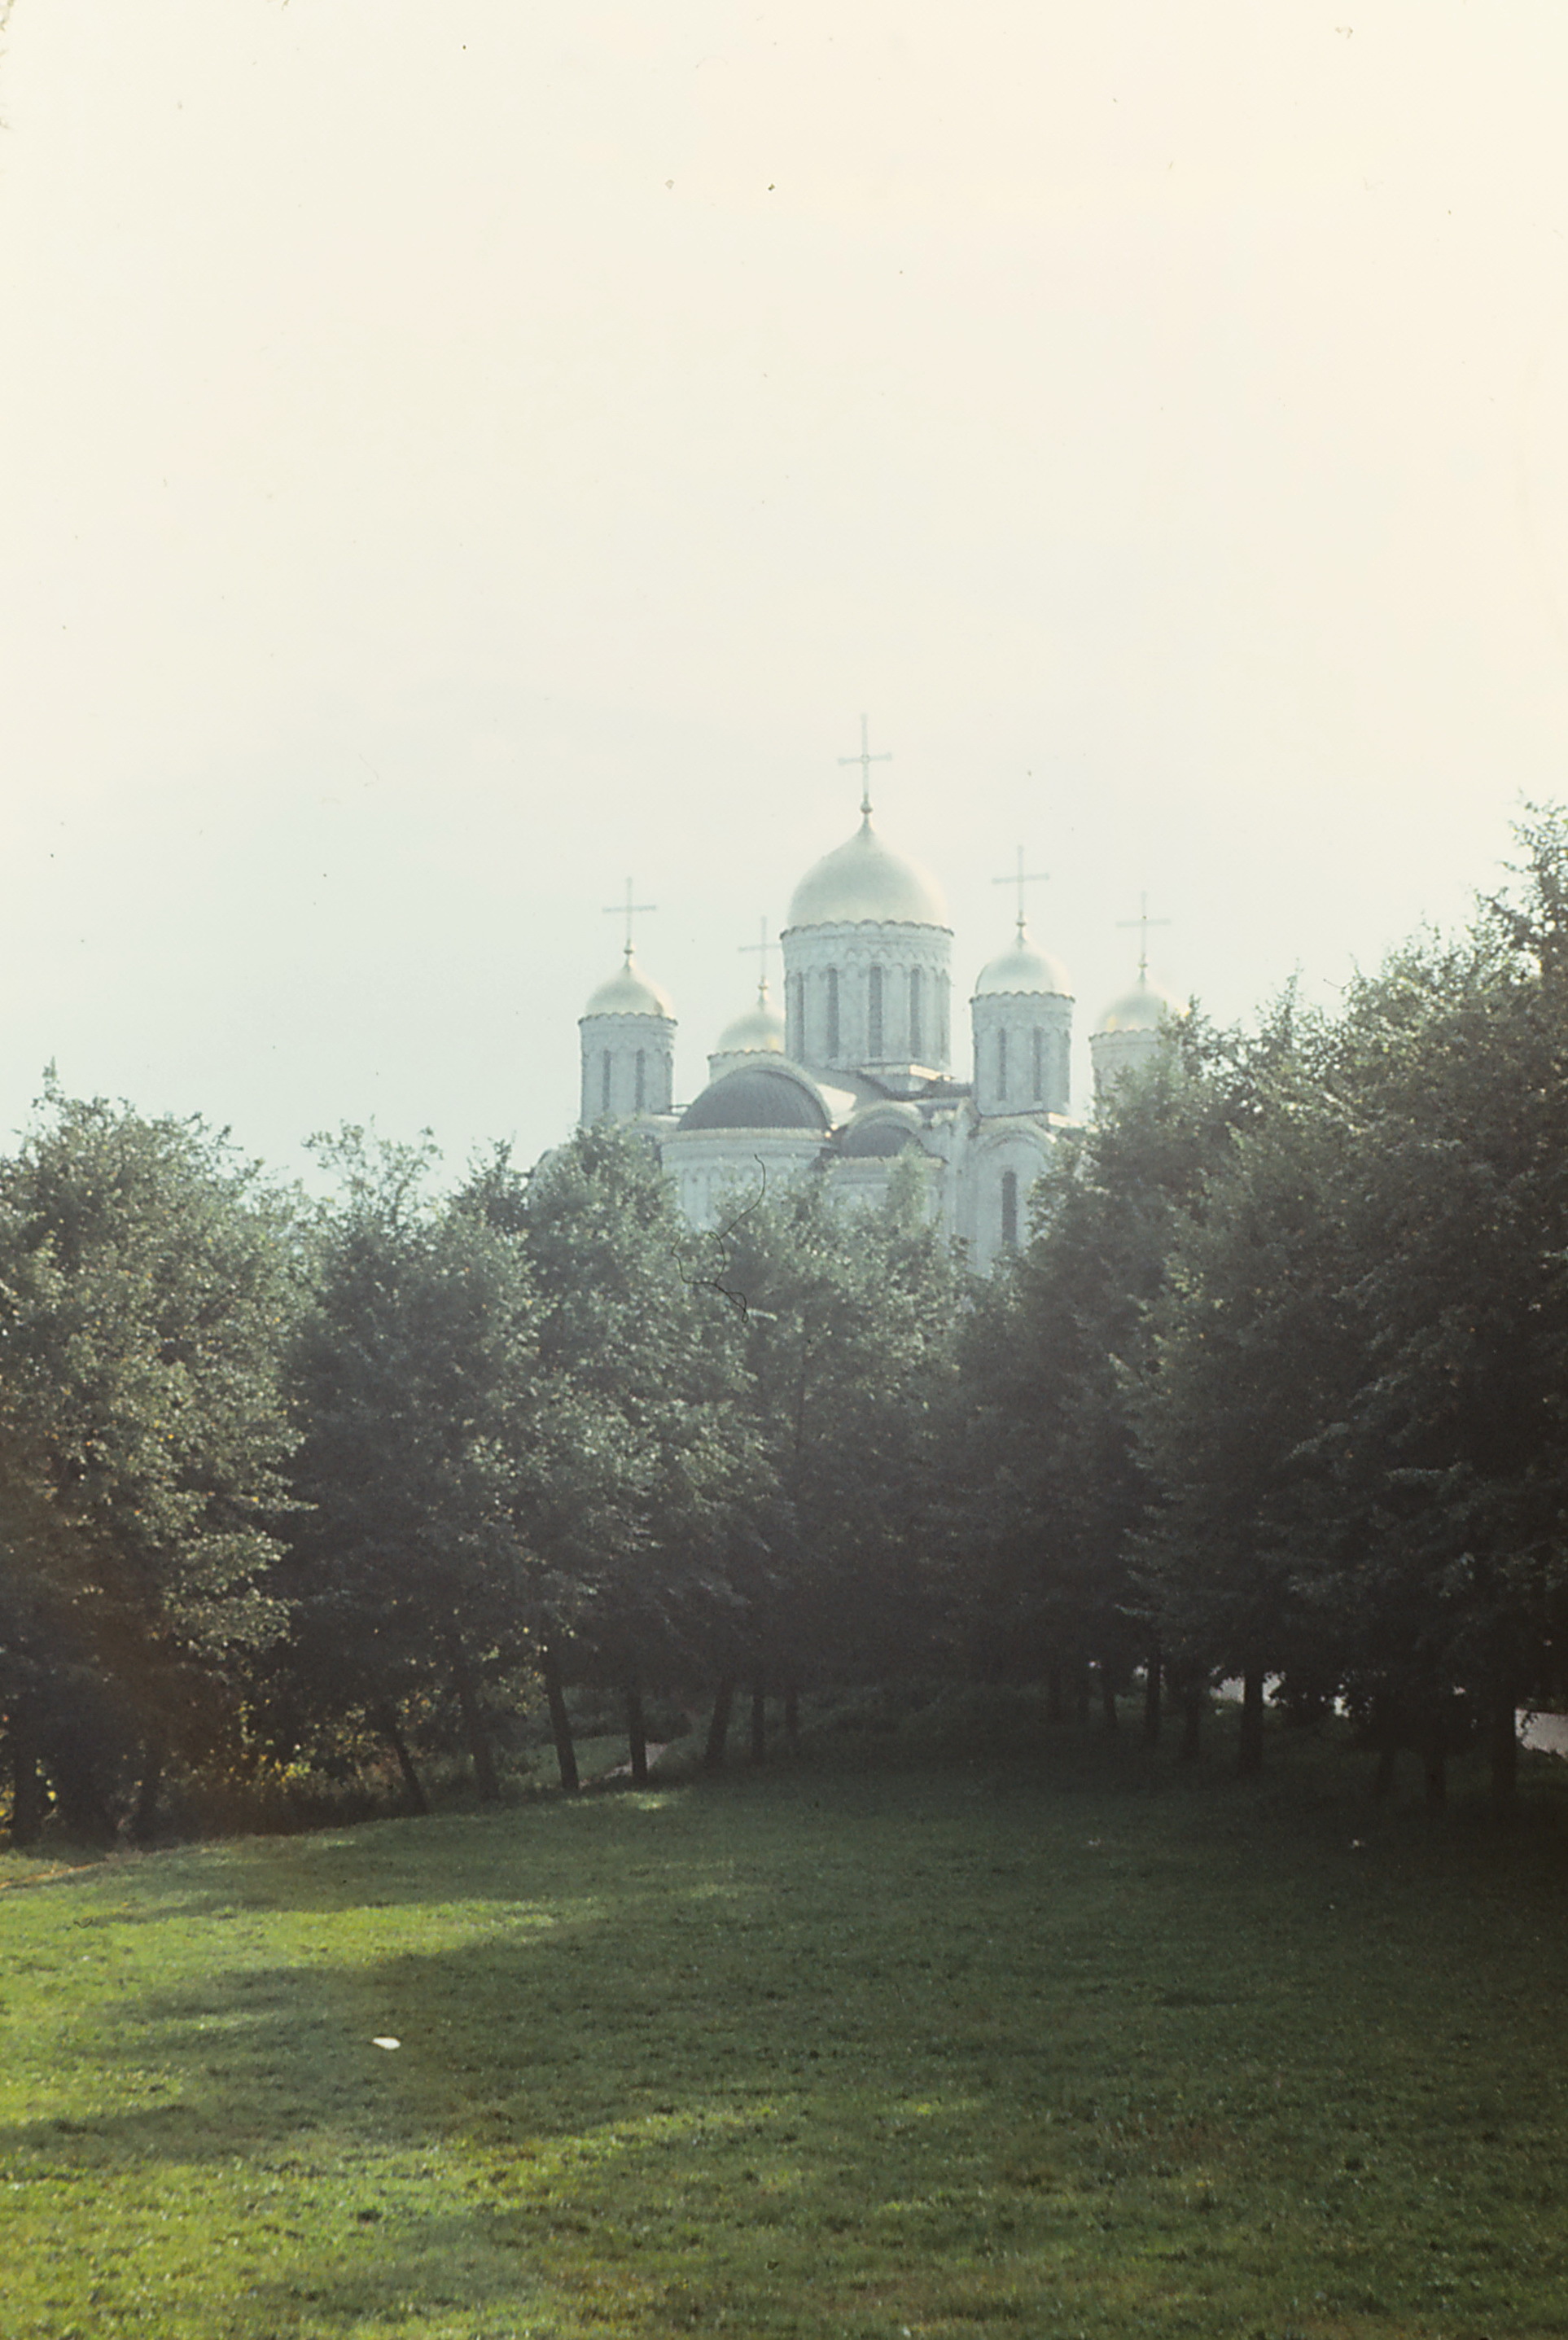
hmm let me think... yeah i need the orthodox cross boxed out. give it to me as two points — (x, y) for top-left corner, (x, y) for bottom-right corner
(738, 915), (777, 1002)
(992, 846), (1050, 942)
(603, 877), (657, 964)
(839, 713), (891, 819)
(1118, 893), (1171, 981)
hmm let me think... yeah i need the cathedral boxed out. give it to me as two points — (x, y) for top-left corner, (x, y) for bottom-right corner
(576, 735), (1176, 1272)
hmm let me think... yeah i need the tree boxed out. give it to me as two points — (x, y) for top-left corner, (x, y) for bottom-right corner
(706, 1155), (963, 1717)
(466, 1124), (768, 1784)
(0, 1091), (300, 1838)
(283, 1131), (545, 1808)
(947, 1018), (1247, 1742)
(1133, 811), (1568, 1802)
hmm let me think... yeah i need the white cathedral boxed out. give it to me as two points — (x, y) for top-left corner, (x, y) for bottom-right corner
(576, 738), (1176, 1273)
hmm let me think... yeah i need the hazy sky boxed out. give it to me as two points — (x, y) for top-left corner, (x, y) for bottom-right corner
(4, 2), (1568, 1183)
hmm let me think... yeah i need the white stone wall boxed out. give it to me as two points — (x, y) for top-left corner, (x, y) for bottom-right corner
(970, 989), (1073, 1119)
(579, 1011), (676, 1124)
(1089, 1023), (1163, 1101)
(780, 918), (953, 1076)
(658, 1128), (826, 1229)
(948, 1115), (1054, 1273)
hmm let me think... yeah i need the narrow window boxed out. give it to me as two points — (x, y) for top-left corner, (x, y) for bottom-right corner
(1059, 1029), (1071, 1101)
(909, 966), (923, 1058)
(997, 1028), (1009, 1102)
(1001, 1170), (1019, 1251)
(634, 1049), (646, 1111)
(868, 965), (883, 1057)
(1032, 1027), (1044, 1104)
(826, 968), (840, 1057)
(600, 1051), (612, 1114)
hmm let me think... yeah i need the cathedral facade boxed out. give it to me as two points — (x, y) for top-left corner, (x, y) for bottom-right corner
(576, 771), (1173, 1272)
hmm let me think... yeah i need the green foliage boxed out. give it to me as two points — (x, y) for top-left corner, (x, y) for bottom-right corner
(1133, 812), (1568, 1783)
(701, 1166), (964, 1686)
(280, 1128), (548, 1798)
(0, 1092), (302, 1833)
(471, 1124), (769, 1685)
(944, 1014), (1249, 1692)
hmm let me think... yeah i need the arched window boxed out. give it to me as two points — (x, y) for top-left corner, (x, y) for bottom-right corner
(1001, 1169), (1019, 1251)
(868, 965), (884, 1056)
(634, 1049), (646, 1111)
(997, 1028), (1009, 1102)
(826, 968), (840, 1057)
(1059, 1029), (1071, 1101)
(600, 1052), (612, 1114)
(909, 966), (924, 1058)
(1032, 1027), (1044, 1104)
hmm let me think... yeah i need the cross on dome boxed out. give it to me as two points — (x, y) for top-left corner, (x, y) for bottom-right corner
(839, 713), (891, 823)
(1118, 892), (1172, 982)
(603, 877), (657, 965)
(992, 846), (1050, 944)
(738, 914), (777, 1004)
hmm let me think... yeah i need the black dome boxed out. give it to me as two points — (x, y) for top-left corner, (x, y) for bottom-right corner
(839, 1116), (916, 1159)
(679, 1067), (830, 1134)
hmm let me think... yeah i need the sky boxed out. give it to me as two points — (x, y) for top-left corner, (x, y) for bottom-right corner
(3, 1), (1568, 1185)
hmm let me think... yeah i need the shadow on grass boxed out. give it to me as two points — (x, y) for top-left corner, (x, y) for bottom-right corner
(7, 1736), (1568, 2334)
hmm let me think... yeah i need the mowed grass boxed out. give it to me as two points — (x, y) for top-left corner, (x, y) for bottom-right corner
(2, 1724), (1567, 2340)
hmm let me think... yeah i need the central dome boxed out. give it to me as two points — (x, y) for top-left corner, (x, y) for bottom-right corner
(786, 817), (948, 931)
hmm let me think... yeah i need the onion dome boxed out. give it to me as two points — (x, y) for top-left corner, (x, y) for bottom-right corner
(786, 816), (948, 930)
(973, 933), (1071, 999)
(678, 1064), (830, 1133)
(583, 949), (673, 1019)
(1095, 975), (1180, 1035)
(714, 989), (786, 1058)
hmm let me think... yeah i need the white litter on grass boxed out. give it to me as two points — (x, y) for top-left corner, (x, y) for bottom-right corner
(372, 2036), (401, 2050)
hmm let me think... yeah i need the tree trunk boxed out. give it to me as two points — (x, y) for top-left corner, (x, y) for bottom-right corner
(1369, 1695), (1397, 1798)
(1422, 1729), (1447, 1808)
(449, 1638), (499, 1802)
(1236, 1670), (1265, 1776)
(372, 1693), (429, 1815)
(540, 1645), (580, 1794)
(783, 1682), (800, 1755)
(1179, 1682), (1203, 1763)
(751, 1683), (768, 1764)
(703, 1676), (736, 1774)
(1099, 1666), (1119, 1733)
(1488, 1685), (1519, 1813)
(1142, 1646), (1163, 1744)
(1045, 1667), (1063, 1726)
(624, 1681), (649, 1786)
(8, 1703), (46, 1847)
(131, 1724), (168, 1844)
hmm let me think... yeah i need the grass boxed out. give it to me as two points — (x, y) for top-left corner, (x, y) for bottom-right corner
(2, 1712), (1567, 2339)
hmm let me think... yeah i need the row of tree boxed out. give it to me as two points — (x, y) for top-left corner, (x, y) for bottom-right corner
(0, 1089), (960, 1839)
(3, 811), (1566, 1838)
(955, 808), (1568, 1804)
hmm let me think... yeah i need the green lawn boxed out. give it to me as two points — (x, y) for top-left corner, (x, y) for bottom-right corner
(2, 1722), (1567, 2339)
